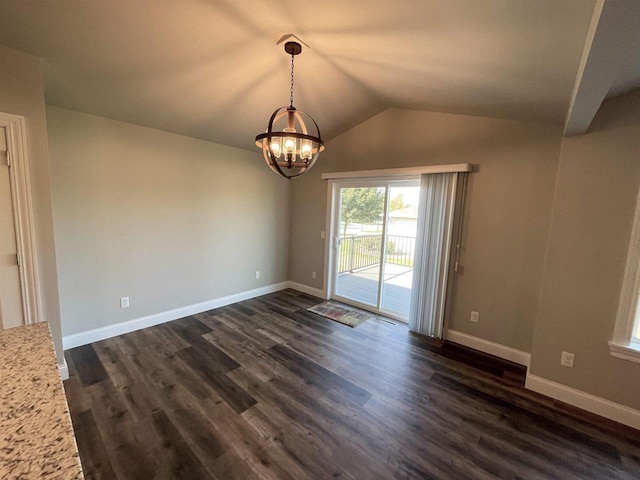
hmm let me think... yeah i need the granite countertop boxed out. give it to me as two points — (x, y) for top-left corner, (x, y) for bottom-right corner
(0, 322), (83, 479)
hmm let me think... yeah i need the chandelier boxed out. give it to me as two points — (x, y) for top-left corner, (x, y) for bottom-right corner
(255, 40), (324, 179)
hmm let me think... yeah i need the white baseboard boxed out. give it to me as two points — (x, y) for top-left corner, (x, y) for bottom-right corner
(58, 360), (69, 381)
(445, 329), (531, 367)
(525, 374), (640, 430)
(62, 282), (289, 350)
(286, 281), (327, 299)
(444, 331), (640, 429)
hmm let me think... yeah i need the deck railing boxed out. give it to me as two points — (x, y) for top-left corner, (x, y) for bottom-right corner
(338, 234), (415, 273)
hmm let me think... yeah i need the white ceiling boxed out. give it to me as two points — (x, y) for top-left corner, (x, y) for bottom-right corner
(0, 0), (602, 150)
(563, 0), (640, 136)
(607, 28), (640, 99)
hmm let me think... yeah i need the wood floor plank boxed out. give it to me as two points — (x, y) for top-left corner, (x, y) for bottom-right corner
(135, 324), (190, 359)
(63, 289), (640, 480)
(229, 370), (369, 479)
(63, 353), (93, 415)
(202, 335), (282, 383)
(196, 395), (306, 480)
(267, 343), (373, 406)
(168, 317), (242, 372)
(213, 311), (280, 349)
(85, 379), (158, 479)
(71, 409), (117, 480)
(177, 346), (257, 414)
(68, 344), (109, 386)
(111, 340), (236, 478)
(208, 448), (260, 480)
(163, 391), (228, 462)
(150, 409), (212, 479)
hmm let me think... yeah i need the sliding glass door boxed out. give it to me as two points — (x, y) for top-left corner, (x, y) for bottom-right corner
(327, 169), (466, 338)
(331, 179), (420, 321)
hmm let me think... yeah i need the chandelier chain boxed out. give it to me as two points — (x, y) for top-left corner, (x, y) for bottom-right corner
(290, 54), (295, 107)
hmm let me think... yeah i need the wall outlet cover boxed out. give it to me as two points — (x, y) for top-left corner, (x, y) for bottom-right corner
(561, 351), (575, 367)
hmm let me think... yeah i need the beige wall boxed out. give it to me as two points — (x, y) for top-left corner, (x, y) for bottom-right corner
(46, 106), (290, 337)
(289, 109), (562, 352)
(531, 90), (640, 410)
(0, 45), (64, 364)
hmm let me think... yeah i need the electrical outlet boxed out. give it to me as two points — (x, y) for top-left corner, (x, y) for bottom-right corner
(561, 351), (575, 367)
(255, 271), (261, 279)
(470, 311), (479, 323)
(312, 271), (317, 279)
(320, 231), (325, 239)
(120, 297), (130, 309)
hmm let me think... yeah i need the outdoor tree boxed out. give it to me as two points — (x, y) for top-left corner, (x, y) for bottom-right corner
(389, 193), (406, 211)
(340, 188), (384, 237)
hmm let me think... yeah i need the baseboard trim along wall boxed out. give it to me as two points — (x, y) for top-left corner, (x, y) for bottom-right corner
(58, 360), (69, 381)
(445, 329), (531, 367)
(445, 330), (640, 429)
(286, 281), (327, 300)
(62, 282), (290, 350)
(525, 374), (640, 430)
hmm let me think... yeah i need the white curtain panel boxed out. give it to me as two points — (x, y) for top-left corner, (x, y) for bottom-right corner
(409, 172), (457, 338)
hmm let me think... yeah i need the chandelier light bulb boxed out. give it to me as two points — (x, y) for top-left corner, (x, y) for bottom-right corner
(300, 139), (312, 161)
(270, 139), (282, 158)
(283, 127), (296, 157)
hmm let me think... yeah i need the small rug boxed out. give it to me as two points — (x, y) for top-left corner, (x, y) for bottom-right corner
(307, 301), (373, 328)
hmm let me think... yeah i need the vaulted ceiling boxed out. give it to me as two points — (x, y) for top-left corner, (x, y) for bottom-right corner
(0, 0), (637, 150)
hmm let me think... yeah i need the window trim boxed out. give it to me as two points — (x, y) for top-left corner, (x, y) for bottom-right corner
(610, 187), (640, 363)
(321, 163), (472, 180)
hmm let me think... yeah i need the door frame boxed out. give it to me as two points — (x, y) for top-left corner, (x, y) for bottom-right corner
(324, 176), (419, 321)
(0, 112), (42, 325)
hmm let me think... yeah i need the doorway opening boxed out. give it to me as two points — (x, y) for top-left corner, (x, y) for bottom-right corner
(331, 179), (420, 322)
(324, 167), (468, 339)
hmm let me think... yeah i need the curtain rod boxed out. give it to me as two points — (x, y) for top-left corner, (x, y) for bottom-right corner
(321, 163), (472, 180)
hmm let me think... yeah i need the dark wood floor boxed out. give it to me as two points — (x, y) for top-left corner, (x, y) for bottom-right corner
(64, 289), (640, 479)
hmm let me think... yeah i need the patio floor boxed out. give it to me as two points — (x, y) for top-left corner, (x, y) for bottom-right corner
(335, 264), (413, 319)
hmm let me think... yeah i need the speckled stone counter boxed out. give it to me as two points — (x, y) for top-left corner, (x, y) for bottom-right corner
(0, 322), (83, 479)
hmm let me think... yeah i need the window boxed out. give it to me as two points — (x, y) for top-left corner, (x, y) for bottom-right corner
(610, 188), (640, 363)
(631, 298), (640, 345)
